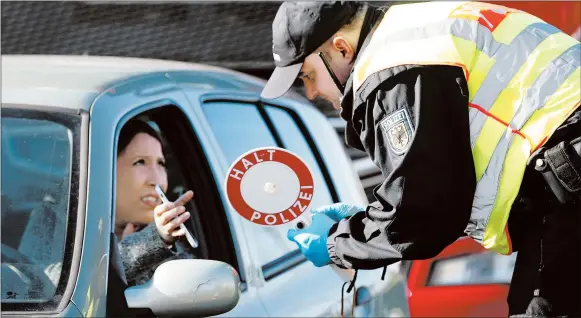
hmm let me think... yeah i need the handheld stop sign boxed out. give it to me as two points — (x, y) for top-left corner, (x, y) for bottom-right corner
(225, 146), (354, 282)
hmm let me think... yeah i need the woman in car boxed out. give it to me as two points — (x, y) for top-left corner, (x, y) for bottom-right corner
(19, 119), (196, 289)
(115, 119), (196, 286)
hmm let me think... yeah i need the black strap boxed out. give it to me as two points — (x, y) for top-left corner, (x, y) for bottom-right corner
(346, 269), (358, 293)
(352, 6), (385, 65)
(381, 265), (387, 280)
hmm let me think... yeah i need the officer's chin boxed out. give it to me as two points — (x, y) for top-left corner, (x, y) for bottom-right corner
(331, 101), (342, 110)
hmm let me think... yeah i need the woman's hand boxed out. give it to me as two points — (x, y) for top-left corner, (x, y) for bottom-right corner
(153, 190), (194, 245)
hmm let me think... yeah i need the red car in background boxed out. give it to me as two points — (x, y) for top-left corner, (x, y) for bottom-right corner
(402, 237), (517, 317)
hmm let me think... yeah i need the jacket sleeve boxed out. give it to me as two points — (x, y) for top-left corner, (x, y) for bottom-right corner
(118, 223), (179, 285)
(328, 65), (477, 270)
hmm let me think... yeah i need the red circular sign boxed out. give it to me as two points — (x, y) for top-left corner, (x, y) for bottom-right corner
(225, 147), (314, 226)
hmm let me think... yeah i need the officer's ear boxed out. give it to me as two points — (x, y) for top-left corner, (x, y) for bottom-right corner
(331, 36), (355, 63)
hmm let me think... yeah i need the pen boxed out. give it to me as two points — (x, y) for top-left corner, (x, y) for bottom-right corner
(155, 184), (199, 249)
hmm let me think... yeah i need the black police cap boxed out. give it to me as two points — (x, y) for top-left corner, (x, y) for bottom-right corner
(261, 1), (362, 99)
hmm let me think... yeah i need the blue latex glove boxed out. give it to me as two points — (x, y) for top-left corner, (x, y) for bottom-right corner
(287, 213), (336, 267)
(312, 203), (366, 222)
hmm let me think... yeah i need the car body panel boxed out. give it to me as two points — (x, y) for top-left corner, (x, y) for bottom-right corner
(1, 54), (410, 317)
(74, 73), (195, 316)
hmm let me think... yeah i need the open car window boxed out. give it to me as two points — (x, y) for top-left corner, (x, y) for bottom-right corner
(112, 105), (240, 277)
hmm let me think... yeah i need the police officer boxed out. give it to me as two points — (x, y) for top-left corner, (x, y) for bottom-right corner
(261, 1), (581, 316)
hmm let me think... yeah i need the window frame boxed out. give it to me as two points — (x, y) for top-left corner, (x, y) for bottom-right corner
(201, 99), (339, 281)
(1, 104), (88, 314)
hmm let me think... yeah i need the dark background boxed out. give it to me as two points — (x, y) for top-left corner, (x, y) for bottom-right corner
(0, 1), (394, 116)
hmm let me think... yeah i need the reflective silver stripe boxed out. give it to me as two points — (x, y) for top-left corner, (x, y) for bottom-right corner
(370, 19), (560, 148)
(450, 20), (508, 143)
(467, 43), (580, 241)
(466, 22), (562, 148)
(511, 43), (580, 129)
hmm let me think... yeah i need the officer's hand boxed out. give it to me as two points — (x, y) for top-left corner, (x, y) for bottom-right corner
(154, 190), (194, 245)
(287, 213), (336, 267)
(313, 203), (366, 222)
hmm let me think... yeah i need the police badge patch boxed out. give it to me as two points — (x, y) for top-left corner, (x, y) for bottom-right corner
(380, 108), (415, 155)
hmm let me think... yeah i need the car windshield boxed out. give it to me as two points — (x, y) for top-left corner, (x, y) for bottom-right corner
(1, 108), (77, 306)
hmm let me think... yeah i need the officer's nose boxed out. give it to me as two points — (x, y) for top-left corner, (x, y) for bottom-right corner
(305, 85), (318, 100)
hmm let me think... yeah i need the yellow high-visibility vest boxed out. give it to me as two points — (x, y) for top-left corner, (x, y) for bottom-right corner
(354, 1), (581, 254)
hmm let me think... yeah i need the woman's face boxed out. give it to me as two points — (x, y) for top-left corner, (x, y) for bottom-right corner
(115, 132), (168, 227)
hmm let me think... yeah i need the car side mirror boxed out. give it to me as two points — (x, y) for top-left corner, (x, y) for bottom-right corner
(124, 259), (241, 317)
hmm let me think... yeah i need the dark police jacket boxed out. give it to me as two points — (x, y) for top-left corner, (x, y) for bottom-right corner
(326, 31), (581, 271)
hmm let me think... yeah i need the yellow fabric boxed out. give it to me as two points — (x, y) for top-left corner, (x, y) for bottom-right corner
(524, 68), (581, 148)
(473, 34), (578, 181)
(492, 12), (543, 45)
(354, 1), (581, 254)
(485, 69), (581, 254)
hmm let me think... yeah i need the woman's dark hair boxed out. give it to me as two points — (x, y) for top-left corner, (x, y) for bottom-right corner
(117, 119), (163, 156)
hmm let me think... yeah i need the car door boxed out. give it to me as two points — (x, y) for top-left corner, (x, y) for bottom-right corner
(196, 93), (397, 317)
(87, 72), (268, 317)
(407, 237), (517, 317)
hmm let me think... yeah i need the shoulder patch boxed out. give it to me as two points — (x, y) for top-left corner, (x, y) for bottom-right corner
(380, 108), (415, 155)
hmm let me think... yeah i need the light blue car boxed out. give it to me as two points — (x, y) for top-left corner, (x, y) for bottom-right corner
(1, 55), (410, 317)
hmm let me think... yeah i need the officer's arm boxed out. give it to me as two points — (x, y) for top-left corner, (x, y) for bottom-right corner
(328, 65), (477, 270)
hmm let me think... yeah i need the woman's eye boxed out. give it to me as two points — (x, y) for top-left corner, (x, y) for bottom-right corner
(158, 160), (166, 168)
(133, 159), (145, 166)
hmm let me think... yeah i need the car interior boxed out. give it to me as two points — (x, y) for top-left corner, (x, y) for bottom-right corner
(1, 108), (82, 312)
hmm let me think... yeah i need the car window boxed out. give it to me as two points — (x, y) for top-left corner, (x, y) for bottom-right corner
(202, 101), (335, 268)
(1, 109), (76, 307)
(264, 106), (333, 207)
(202, 102), (278, 160)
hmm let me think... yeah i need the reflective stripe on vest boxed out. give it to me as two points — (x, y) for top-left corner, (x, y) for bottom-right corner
(354, 1), (581, 254)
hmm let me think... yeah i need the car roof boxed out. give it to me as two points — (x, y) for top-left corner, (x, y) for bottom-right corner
(1, 55), (296, 111)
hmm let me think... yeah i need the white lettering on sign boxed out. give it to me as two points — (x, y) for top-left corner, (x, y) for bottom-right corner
(229, 150), (280, 182)
(267, 149), (276, 161)
(253, 152), (264, 163)
(301, 186), (313, 189)
(251, 211), (261, 222)
(264, 214), (276, 225)
(242, 158), (254, 170)
(298, 192), (312, 201)
(247, 208), (306, 225)
(230, 168), (245, 181)
(293, 200), (307, 212)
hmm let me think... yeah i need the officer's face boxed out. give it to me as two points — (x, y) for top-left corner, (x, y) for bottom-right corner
(298, 39), (355, 110)
(299, 54), (343, 109)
